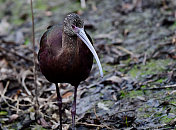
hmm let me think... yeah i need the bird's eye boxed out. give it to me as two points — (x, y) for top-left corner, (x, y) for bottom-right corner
(72, 25), (76, 29)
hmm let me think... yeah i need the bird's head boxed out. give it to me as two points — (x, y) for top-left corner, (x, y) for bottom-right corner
(63, 13), (84, 36)
(63, 13), (103, 78)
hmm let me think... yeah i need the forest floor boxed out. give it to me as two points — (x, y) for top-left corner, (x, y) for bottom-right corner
(0, 0), (176, 129)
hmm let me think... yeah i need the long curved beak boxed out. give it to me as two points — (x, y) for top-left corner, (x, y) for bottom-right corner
(76, 28), (103, 77)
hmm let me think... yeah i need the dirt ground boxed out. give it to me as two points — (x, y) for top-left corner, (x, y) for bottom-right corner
(0, 0), (176, 129)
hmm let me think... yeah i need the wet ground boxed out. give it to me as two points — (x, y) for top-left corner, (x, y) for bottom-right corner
(0, 0), (176, 129)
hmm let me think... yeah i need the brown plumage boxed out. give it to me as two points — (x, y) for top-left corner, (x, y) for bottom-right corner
(39, 25), (93, 86)
(38, 13), (103, 130)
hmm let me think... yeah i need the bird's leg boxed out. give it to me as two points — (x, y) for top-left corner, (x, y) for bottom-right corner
(55, 83), (62, 130)
(71, 86), (78, 130)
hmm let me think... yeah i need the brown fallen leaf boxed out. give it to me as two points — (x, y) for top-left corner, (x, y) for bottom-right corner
(106, 75), (123, 84)
(0, 58), (8, 69)
(62, 91), (73, 99)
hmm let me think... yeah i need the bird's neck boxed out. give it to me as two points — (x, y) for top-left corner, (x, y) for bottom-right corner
(62, 32), (78, 49)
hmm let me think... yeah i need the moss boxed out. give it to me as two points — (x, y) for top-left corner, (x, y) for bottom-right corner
(13, 19), (24, 25)
(120, 90), (144, 98)
(128, 90), (143, 98)
(10, 1), (26, 25)
(170, 21), (176, 30)
(129, 65), (139, 78)
(128, 59), (173, 79)
(123, 58), (131, 64)
(24, 38), (30, 45)
(153, 112), (163, 118)
(138, 107), (143, 112)
(125, 116), (128, 127)
(143, 113), (151, 118)
(35, 0), (47, 10)
(32, 125), (47, 130)
(120, 90), (127, 98)
(101, 100), (113, 106)
(119, 67), (126, 73)
(99, 93), (104, 97)
(170, 100), (176, 104)
(141, 85), (146, 88)
(0, 0), (5, 2)
(155, 78), (165, 83)
(160, 115), (175, 124)
(0, 111), (8, 116)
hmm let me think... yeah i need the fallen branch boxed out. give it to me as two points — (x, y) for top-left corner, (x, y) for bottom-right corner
(142, 84), (176, 90)
(21, 70), (32, 96)
(116, 46), (135, 56)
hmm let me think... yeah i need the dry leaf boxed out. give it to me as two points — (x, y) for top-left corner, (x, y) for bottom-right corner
(98, 102), (110, 111)
(9, 114), (19, 121)
(106, 75), (123, 84)
(62, 91), (73, 99)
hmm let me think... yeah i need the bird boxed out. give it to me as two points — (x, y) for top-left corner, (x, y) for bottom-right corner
(38, 13), (103, 130)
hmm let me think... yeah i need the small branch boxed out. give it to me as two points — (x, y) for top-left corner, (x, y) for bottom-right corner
(21, 70), (32, 96)
(142, 84), (176, 90)
(94, 106), (99, 120)
(30, 0), (39, 119)
(142, 53), (147, 65)
(1, 81), (23, 112)
(116, 46), (135, 56)
(170, 103), (176, 107)
(0, 81), (10, 100)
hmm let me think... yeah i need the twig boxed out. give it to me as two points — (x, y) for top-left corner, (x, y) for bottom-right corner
(3, 95), (33, 107)
(80, 0), (86, 8)
(94, 106), (99, 120)
(0, 46), (33, 63)
(3, 96), (16, 102)
(3, 97), (21, 112)
(116, 46), (135, 56)
(1, 81), (22, 112)
(142, 84), (176, 90)
(77, 122), (112, 130)
(30, 0), (39, 119)
(21, 70), (32, 96)
(143, 53), (147, 65)
(170, 103), (176, 107)
(0, 81), (10, 100)
(16, 99), (20, 114)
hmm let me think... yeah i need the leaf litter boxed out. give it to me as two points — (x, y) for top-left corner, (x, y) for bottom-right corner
(0, 0), (176, 129)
